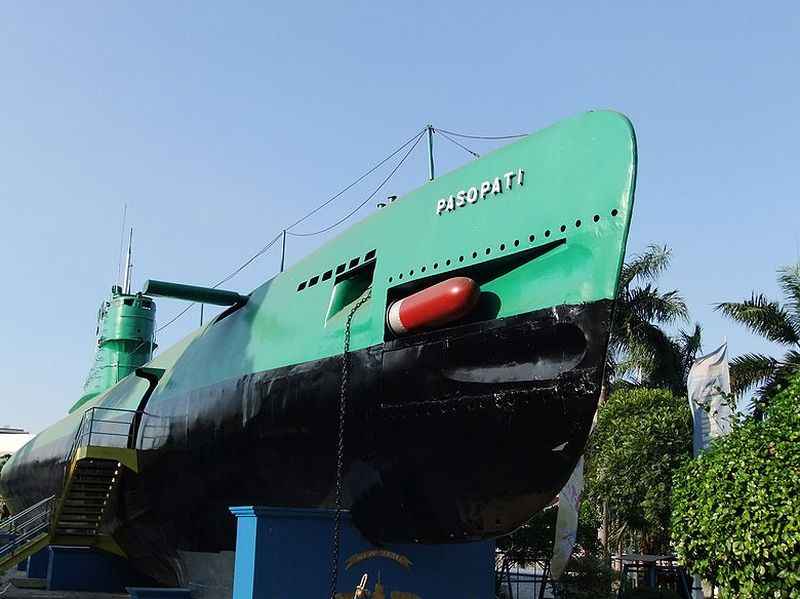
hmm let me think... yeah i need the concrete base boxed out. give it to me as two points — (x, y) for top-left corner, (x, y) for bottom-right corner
(230, 506), (495, 599)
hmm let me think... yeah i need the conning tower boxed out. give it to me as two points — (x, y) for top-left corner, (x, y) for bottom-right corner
(70, 232), (157, 412)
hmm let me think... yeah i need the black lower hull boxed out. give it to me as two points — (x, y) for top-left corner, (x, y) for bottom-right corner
(3, 300), (612, 586)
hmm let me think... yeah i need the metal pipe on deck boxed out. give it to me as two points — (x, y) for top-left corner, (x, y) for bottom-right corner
(142, 280), (247, 306)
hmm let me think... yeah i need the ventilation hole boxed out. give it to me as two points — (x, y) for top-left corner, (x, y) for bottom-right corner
(593, 214), (600, 222)
(485, 247), (491, 255)
(560, 224), (567, 233)
(322, 270), (333, 281)
(611, 208), (619, 217)
(459, 255), (465, 262)
(544, 230), (551, 238)
(398, 273), (403, 280)
(388, 277), (393, 283)
(421, 266), (426, 273)
(409, 269), (414, 276)
(446, 259), (452, 266)
(349, 257), (360, 269)
(336, 263), (346, 274)
(529, 234), (535, 242)
(471, 251), (477, 259)
(365, 249), (376, 261)
(514, 239), (520, 247)
(575, 219), (582, 227)
(499, 243), (506, 251)
(297, 282), (307, 291)
(308, 276), (320, 287)
(433, 262), (439, 269)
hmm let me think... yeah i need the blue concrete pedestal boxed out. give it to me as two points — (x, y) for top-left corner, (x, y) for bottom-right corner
(46, 546), (150, 592)
(230, 506), (495, 599)
(27, 548), (49, 578)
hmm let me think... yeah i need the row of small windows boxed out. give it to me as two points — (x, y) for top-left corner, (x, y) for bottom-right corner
(387, 208), (620, 283)
(297, 248), (377, 292)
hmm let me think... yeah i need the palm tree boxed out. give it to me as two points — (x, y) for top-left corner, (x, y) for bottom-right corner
(715, 263), (800, 417)
(608, 245), (691, 394)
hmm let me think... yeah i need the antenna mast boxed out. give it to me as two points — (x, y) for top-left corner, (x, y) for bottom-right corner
(426, 125), (435, 181)
(116, 204), (128, 287)
(122, 228), (134, 294)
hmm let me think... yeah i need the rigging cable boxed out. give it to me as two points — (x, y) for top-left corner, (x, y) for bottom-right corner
(435, 129), (481, 158)
(151, 131), (424, 333)
(433, 127), (528, 140)
(284, 128), (426, 232)
(287, 129), (426, 238)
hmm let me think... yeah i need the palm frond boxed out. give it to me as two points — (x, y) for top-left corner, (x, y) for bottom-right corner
(625, 286), (689, 325)
(677, 323), (703, 385)
(729, 353), (779, 396)
(715, 294), (798, 345)
(620, 245), (671, 289)
(777, 263), (800, 336)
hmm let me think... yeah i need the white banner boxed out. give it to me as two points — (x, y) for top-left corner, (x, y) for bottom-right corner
(550, 456), (584, 580)
(687, 342), (732, 457)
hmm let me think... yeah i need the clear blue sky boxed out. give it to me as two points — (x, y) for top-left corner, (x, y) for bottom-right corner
(1, 2), (798, 431)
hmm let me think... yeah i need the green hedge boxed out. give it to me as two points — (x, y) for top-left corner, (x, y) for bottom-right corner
(672, 374), (800, 598)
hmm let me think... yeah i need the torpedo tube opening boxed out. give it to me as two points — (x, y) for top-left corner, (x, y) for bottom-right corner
(386, 277), (480, 337)
(383, 238), (567, 340)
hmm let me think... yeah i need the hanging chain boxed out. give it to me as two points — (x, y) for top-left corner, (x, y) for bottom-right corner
(329, 288), (372, 599)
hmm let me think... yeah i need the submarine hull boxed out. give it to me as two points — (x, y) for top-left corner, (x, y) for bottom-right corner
(1, 111), (637, 589)
(6, 300), (609, 585)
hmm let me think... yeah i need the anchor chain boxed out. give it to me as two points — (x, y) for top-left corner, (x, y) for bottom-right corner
(329, 289), (372, 599)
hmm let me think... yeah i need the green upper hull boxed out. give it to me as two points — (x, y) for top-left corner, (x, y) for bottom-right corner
(6, 110), (636, 464)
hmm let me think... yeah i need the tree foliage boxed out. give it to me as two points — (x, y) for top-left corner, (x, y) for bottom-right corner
(610, 245), (701, 395)
(715, 263), (800, 416)
(497, 502), (601, 569)
(585, 388), (692, 554)
(672, 373), (800, 598)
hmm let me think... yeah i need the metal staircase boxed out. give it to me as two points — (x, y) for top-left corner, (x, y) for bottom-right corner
(0, 407), (143, 573)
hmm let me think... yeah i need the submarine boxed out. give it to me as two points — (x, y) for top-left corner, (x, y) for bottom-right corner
(0, 111), (637, 588)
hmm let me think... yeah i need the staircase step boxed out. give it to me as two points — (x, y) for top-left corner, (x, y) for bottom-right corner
(66, 492), (111, 501)
(57, 517), (99, 525)
(64, 499), (107, 507)
(77, 461), (119, 469)
(56, 523), (98, 532)
(77, 465), (119, 474)
(70, 481), (114, 489)
(73, 472), (115, 479)
(55, 529), (96, 537)
(60, 510), (103, 519)
(73, 473), (117, 481)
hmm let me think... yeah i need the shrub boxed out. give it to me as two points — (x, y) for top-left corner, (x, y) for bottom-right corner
(672, 373), (800, 598)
